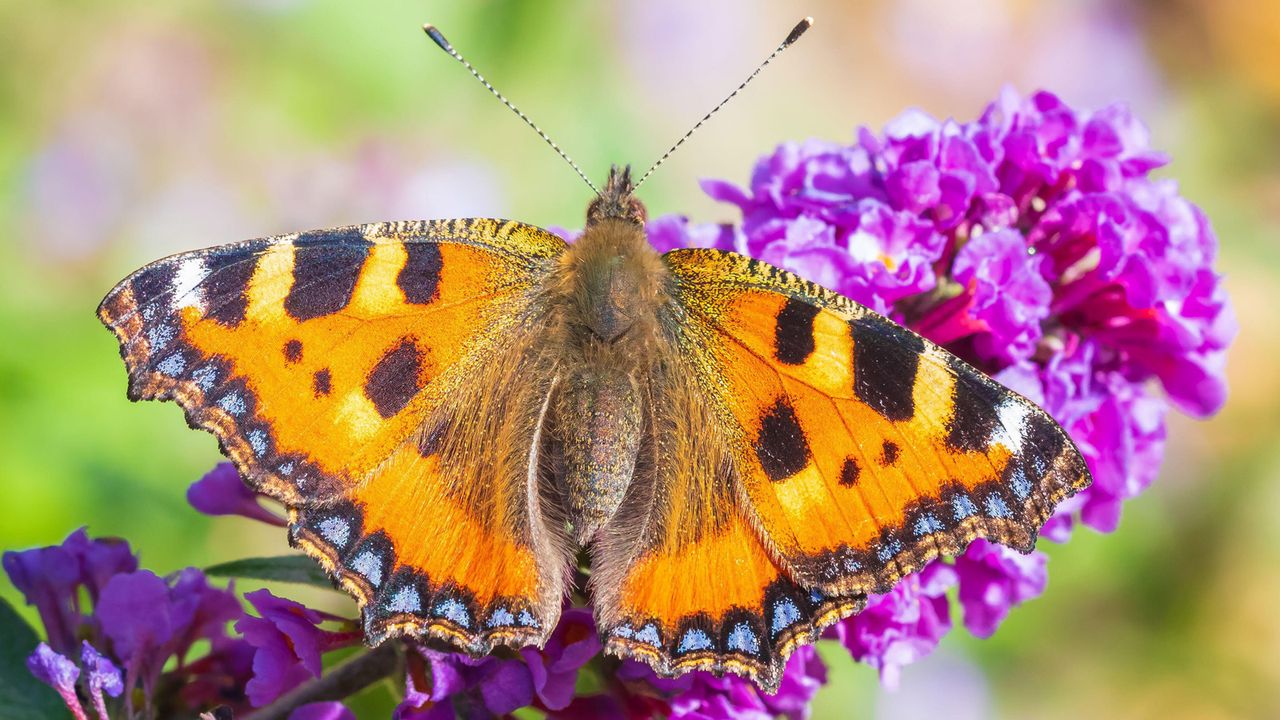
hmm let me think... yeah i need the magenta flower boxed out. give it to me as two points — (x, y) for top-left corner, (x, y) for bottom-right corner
(942, 227), (1054, 363)
(953, 540), (1048, 637)
(827, 563), (956, 689)
(679, 86), (1233, 696)
(659, 647), (828, 720)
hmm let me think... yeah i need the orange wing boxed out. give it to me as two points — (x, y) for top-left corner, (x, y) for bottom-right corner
(663, 248), (1091, 598)
(100, 219), (574, 650)
(590, 354), (864, 693)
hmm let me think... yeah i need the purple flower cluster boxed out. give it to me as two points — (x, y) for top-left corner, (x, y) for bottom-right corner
(4, 529), (249, 717)
(672, 85), (1233, 695)
(3, 88), (1233, 718)
(3, 520), (363, 718)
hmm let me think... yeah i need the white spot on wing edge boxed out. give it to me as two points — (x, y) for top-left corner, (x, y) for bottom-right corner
(171, 257), (210, 312)
(993, 398), (1031, 454)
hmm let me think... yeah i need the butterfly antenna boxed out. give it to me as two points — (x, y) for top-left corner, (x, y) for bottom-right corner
(423, 23), (601, 195)
(633, 16), (814, 191)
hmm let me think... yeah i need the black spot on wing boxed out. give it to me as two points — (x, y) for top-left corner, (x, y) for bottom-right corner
(946, 361), (1004, 453)
(774, 298), (820, 365)
(364, 338), (424, 418)
(398, 243), (444, 304)
(839, 457), (861, 487)
(312, 368), (332, 397)
(880, 440), (900, 466)
(283, 339), (303, 364)
(284, 228), (371, 321)
(753, 397), (811, 482)
(204, 248), (262, 326)
(850, 315), (923, 422)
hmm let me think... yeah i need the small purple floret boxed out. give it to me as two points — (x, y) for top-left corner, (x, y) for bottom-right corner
(188, 462), (286, 526)
(236, 589), (329, 707)
(27, 643), (87, 720)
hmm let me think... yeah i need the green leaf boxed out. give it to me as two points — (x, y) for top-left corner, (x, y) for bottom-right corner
(205, 554), (333, 588)
(0, 596), (70, 720)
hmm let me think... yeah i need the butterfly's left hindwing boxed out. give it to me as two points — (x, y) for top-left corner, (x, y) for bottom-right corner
(662, 248), (1091, 597)
(100, 219), (575, 651)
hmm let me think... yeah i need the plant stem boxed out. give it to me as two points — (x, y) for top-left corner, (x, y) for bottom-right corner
(241, 643), (403, 720)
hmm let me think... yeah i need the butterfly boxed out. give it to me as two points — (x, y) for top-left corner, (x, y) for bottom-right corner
(97, 21), (1090, 694)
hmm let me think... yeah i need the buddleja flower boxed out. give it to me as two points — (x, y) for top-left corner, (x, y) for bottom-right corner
(691, 85), (1235, 683)
(4, 529), (254, 718)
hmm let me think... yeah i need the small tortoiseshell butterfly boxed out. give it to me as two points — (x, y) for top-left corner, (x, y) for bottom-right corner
(98, 19), (1090, 692)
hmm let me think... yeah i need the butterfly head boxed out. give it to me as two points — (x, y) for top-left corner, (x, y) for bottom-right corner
(587, 165), (647, 228)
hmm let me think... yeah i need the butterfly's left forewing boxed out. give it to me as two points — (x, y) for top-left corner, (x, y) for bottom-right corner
(100, 219), (575, 651)
(662, 248), (1091, 597)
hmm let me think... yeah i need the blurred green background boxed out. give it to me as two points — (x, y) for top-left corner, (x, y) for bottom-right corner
(1, 0), (1276, 718)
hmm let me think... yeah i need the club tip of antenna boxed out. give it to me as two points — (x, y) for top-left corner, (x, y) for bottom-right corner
(422, 23), (452, 52)
(785, 17), (814, 46)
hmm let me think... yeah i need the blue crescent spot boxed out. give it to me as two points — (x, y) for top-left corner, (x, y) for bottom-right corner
(247, 429), (269, 457)
(610, 625), (635, 639)
(726, 623), (760, 654)
(192, 364), (219, 391)
(217, 392), (246, 417)
(316, 517), (350, 548)
(277, 461), (296, 476)
(386, 586), (421, 613)
(487, 607), (516, 628)
(876, 537), (904, 563)
(1008, 465), (1032, 500)
(952, 494), (978, 520)
(517, 609), (538, 628)
(771, 598), (802, 636)
(985, 493), (1011, 518)
(434, 597), (471, 628)
(146, 322), (175, 351)
(156, 352), (187, 377)
(634, 624), (661, 646)
(913, 513), (944, 537)
(350, 550), (383, 587)
(1030, 453), (1049, 475)
(677, 628), (714, 654)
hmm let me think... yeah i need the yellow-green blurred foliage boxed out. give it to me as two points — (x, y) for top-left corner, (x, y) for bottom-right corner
(1, 1), (1275, 717)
